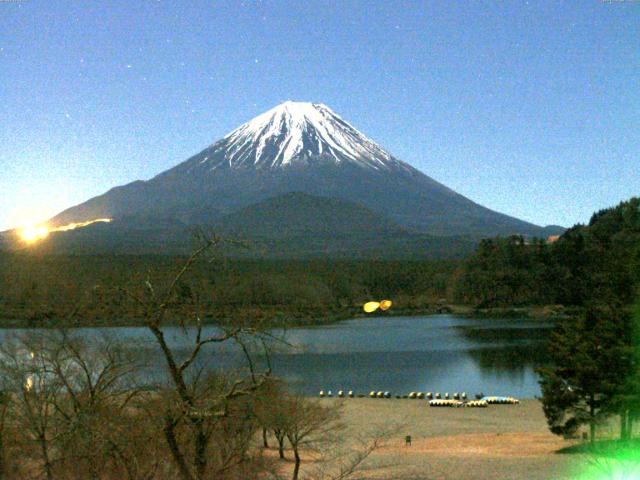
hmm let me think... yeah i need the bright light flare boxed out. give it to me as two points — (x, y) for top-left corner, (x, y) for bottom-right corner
(363, 299), (393, 313)
(380, 300), (393, 311)
(571, 441), (640, 480)
(17, 218), (112, 244)
(19, 225), (49, 243)
(363, 301), (380, 313)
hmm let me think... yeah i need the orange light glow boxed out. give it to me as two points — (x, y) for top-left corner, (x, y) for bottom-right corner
(52, 218), (112, 232)
(379, 300), (393, 311)
(19, 225), (49, 243)
(18, 218), (112, 244)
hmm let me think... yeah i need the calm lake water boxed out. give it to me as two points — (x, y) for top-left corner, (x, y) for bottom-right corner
(0, 314), (553, 398)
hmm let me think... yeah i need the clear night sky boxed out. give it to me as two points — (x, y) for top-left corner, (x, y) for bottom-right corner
(1, 0), (638, 231)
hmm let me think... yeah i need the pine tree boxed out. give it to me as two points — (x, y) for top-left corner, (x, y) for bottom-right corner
(538, 304), (632, 442)
(613, 298), (640, 440)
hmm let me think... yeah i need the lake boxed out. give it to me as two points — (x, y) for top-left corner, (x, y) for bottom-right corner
(0, 314), (553, 398)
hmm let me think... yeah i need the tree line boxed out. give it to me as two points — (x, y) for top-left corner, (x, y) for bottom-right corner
(452, 198), (640, 309)
(0, 254), (458, 327)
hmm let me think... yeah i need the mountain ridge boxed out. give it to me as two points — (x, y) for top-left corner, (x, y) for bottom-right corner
(23, 101), (563, 256)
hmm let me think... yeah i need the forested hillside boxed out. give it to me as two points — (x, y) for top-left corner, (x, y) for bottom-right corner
(453, 196), (640, 442)
(527, 198), (640, 442)
(2, 197), (638, 327)
(0, 255), (458, 326)
(453, 197), (640, 309)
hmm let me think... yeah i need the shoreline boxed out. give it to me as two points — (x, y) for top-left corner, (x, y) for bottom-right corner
(0, 303), (569, 329)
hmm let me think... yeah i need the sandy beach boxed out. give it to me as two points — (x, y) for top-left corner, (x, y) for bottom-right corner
(273, 398), (590, 480)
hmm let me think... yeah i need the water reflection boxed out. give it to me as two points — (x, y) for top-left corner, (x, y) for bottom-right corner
(466, 344), (548, 375)
(0, 314), (552, 398)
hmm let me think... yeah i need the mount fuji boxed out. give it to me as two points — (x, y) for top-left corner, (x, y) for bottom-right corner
(21, 101), (562, 256)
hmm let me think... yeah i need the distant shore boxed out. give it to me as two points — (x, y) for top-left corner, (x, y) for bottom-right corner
(0, 303), (571, 329)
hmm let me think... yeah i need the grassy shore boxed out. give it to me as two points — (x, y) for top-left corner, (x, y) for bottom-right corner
(276, 399), (590, 480)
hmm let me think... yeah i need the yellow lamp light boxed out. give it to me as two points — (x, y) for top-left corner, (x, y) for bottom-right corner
(363, 301), (380, 313)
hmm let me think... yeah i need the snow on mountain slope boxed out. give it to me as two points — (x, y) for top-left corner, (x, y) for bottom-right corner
(200, 101), (410, 171)
(45, 100), (562, 244)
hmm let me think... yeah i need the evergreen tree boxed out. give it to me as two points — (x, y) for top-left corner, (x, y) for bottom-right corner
(538, 305), (632, 442)
(613, 298), (640, 440)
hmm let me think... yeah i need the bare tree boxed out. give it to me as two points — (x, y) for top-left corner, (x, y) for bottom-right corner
(123, 234), (273, 480)
(254, 379), (291, 460)
(0, 330), (161, 480)
(0, 334), (63, 480)
(305, 422), (403, 480)
(283, 395), (344, 480)
(44, 332), (151, 480)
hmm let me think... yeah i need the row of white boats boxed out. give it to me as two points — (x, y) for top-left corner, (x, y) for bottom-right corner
(318, 390), (519, 407)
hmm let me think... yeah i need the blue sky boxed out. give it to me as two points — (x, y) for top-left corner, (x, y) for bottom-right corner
(1, 0), (638, 231)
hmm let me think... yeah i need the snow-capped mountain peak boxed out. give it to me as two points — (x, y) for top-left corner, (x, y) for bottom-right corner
(45, 101), (556, 245)
(207, 101), (400, 170)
